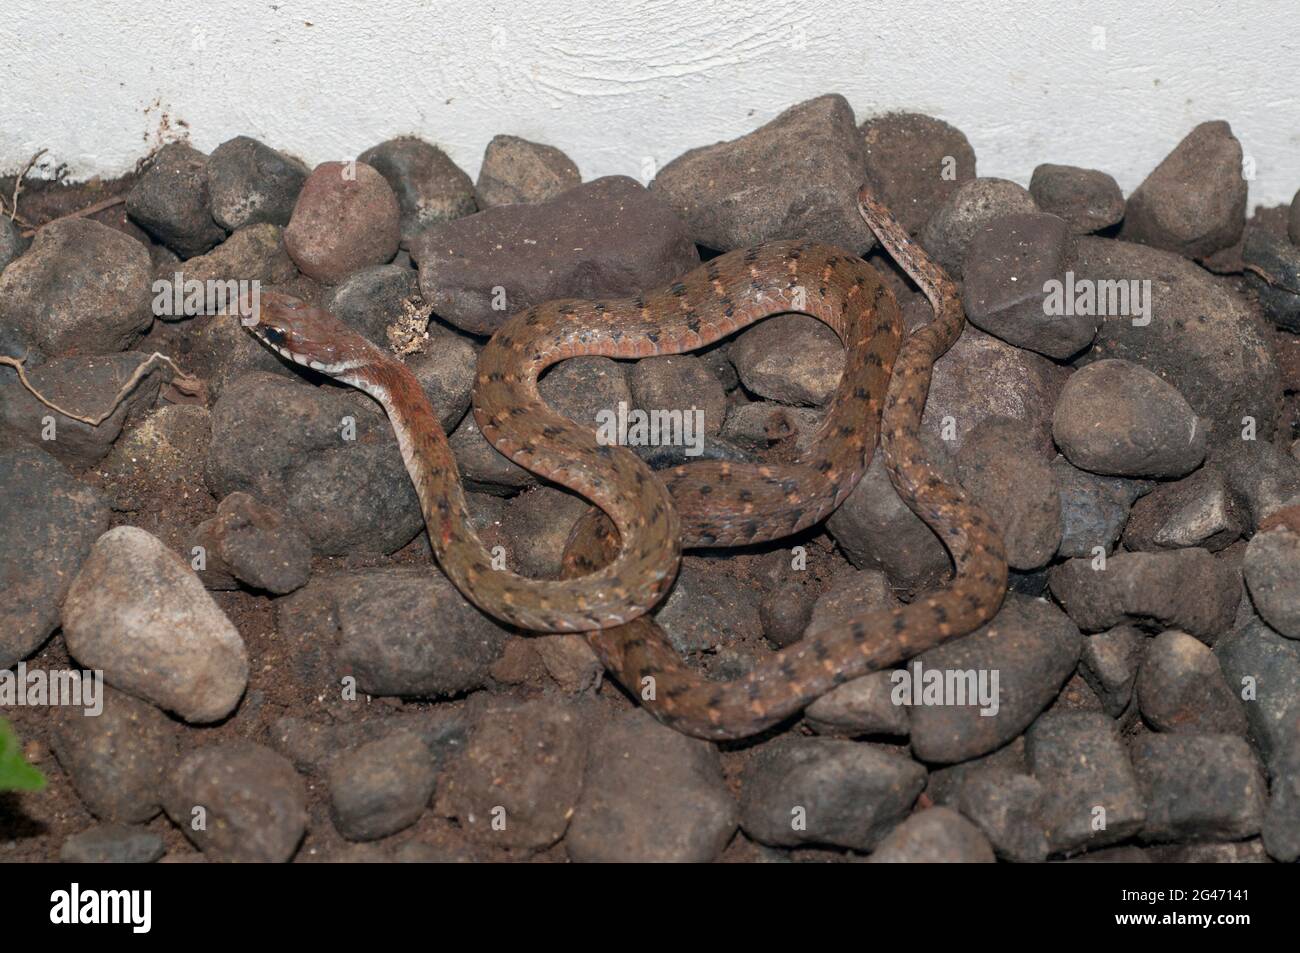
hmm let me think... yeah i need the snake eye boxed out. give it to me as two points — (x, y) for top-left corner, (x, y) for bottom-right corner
(264, 327), (286, 346)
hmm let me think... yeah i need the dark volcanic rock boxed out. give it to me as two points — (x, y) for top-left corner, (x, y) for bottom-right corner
(859, 112), (976, 236)
(208, 135), (309, 231)
(359, 137), (478, 242)
(919, 177), (1038, 279)
(126, 142), (227, 257)
(1028, 163), (1125, 235)
(1131, 733), (1266, 843)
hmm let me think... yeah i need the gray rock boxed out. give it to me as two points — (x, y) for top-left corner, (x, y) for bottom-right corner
(723, 402), (823, 458)
(189, 491), (312, 594)
(59, 824), (164, 864)
(62, 526), (249, 723)
(739, 737), (925, 850)
(907, 593), (1082, 763)
(1291, 187), (1300, 245)
(1053, 457), (1147, 558)
(1242, 226), (1300, 332)
(476, 134), (581, 208)
(654, 557), (763, 657)
(448, 411), (537, 494)
(412, 176), (697, 335)
(437, 699), (587, 850)
(1262, 736), (1300, 861)
(52, 685), (176, 822)
(1131, 733), (1266, 842)
(1026, 711), (1146, 853)
(866, 806), (995, 862)
(920, 177), (1039, 279)
(0, 216), (26, 270)
(1120, 121), (1247, 259)
(164, 741), (307, 862)
(1028, 163), (1126, 235)
(654, 94), (875, 252)
(1080, 625), (1147, 718)
(0, 442), (109, 668)
(284, 161), (401, 284)
(1073, 237), (1278, 453)
(729, 315), (844, 407)
(956, 768), (1049, 863)
(208, 136), (309, 231)
(1222, 441), (1300, 531)
(359, 137), (477, 242)
(270, 709), (466, 775)
(806, 671), (909, 738)
(1243, 526), (1300, 638)
(955, 416), (1061, 570)
(1122, 466), (1242, 552)
(963, 212), (1094, 358)
(1048, 547), (1240, 640)
(1216, 614), (1300, 767)
(496, 486), (589, 578)
(323, 263), (418, 347)
(0, 218), (152, 355)
(1053, 359), (1206, 478)
(628, 354), (728, 440)
(126, 142), (227, 257)
(1137, 630), (1248, 735)
(860, 112), (977, 236)
(566, 710), (737, 862)
(538, 355), (631, 432)
(327, 729), (438, 841)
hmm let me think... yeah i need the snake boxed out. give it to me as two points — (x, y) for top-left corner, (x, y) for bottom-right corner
(245, 185), (1008, 740)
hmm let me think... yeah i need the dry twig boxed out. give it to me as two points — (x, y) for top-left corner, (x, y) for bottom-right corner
(0, 352), (200, 426)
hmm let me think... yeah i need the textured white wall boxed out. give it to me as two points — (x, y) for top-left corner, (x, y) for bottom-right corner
(2, 0), (1297, 205)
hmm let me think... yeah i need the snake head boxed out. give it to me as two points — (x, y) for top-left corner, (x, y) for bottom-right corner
(243, 289), (377, 375)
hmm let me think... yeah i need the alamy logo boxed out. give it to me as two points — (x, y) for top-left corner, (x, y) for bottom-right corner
(890, 660), (1000, 716)
(0, 663), (103, 716)
(594, 401), (705, 457)
(50, 883), (151, 933)
(1042, 271), (1152, 326)
(152, 273), (260, 318)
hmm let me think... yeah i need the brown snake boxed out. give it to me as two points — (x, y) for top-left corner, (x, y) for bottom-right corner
(246, 185), (1008, 740)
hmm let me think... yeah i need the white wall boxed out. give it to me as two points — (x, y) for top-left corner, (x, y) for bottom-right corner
(3, 0), (1297, 205)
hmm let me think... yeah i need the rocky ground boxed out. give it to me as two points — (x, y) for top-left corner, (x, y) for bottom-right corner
(1, 95), (1299, 863)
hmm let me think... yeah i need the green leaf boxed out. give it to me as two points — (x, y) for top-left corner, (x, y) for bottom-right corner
(0, 718), (46, 792)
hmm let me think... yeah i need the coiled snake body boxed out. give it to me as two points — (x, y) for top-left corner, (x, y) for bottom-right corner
(247, 186), (1008, 740)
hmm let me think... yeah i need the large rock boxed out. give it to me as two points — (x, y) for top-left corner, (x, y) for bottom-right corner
(410, 176), (698, 335)
(0, 218), (152, 355)
(860, 112), (976, 236)
(61, 526), (249, 723)
(207, 135), (309, 231)
(359, 137), (477, 242)
(653, 94), (875, 252)
(125, 142), (226, 257)
(0, 442), (109, 668)
(284, 161), (400, 284)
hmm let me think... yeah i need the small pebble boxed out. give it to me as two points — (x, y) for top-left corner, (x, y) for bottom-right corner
(919, 177), (1038, 278)
(327, 729), (438, 841)
(60, 824), (164, 864)
(359, 137), (477, 242)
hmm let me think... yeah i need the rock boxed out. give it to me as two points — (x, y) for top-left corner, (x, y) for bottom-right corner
(410, 176), (698, 335)
(284, 161), (400, 284)
(1028, 164), (1126, 235)
(496, 486), (589, 578)
(322, 263), (418, 347)
(0, 443), (109, 668)
(653, 557), (763, 658)
(358, 137), (477, 242)
(1243, 526), (1300, 638)
(1223, 441), (1300, 530)
(919, 177), (1039, 279)
(806, 564), (899, 636)
(1131, 733), (1266, 842)
(922, 326), (1066, 457)
(448, 412), (537, 494)
(1073, 237), (1278, 452)
(1053, 457), (1147, 558)
(566, 710), (737, 862)
(205, 372), (432, 555)
(0, 216), (26, 269)
(538, 355), (631, 434)
(962, 213), (1094, 359)
(956, 768), (1049, 863)
(1242, 226), (1300, 332)
(1026, 711), (1146, 853)
(0, 352), (168, 468)
(270, 709), (466, 775)
(1120, 121), (1247, 259)
(859, 112), (977, 236)
(827, 443), (954, 596)
(99, 404), (211, 511)
(738, 737), (925, 850)
(125, 142), (227, 257)
(723, 402), (823, 458)
(533, 634), (603, 694)
(806, 671), (909, 738)
(1291, 188), (1300, 245)
(173, 223), (298, 294)
(437, 699), (587, 850)
(1048, 548), (1240, 639)
(1136, 630), (1248, 735)
(61, 526), (249, 723)
(59, 824), (164, 864)
(1122, 466), (1242, 552)
(0, 218), (151, 355)
(627, 354), (728, 440)
(729, 315), (844, 407)
(654, 94), (875, 252)
(52, 686), (176, 823)
(1053, 359), (1206, 478)
(189, 294), (306, 400)
(476, 134), (581, 208)
(955, 416), (1062, 570)
(327, 729), (438, 841)
(1262, 737), (1300, 861)
(207, 135), (309, 230)
(866, 806), (996, 863)
(1079, 625), (1147, 718)
(164, 742), (307, 862)
(1146, 840), (1268, 863)
(189, 491), (312, 594)
(907, 594), (1082, 763)
(1216, 614), (1300, 766)
(285, 566), (508, 698)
